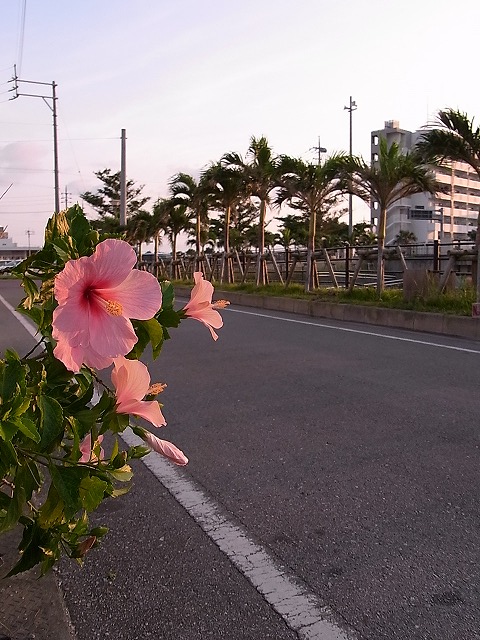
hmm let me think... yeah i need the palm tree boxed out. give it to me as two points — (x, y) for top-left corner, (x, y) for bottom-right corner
(275, 155), (346, 291)
(150, 198), (174, 274)
(344, 138), (443, 295)
(416, 109), (480, 301)
(222, 136), (279, 286)
(125, 210), (153, 262)
(156, 198), (192, 279)
(202, 162), (245, 283)
(394, 229), (417, 245)
(169, 173), (210, 272)
(273, 226), (295, 280)
(351, 222), (377, 246)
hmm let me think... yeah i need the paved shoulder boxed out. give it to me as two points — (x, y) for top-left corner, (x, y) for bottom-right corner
(0, 528), (75, 640)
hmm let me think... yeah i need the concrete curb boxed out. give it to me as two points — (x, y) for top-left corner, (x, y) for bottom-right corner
(176, 287), (480, 341)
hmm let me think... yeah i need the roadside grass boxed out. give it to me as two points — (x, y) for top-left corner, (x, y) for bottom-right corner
(171, 279), (476, 317)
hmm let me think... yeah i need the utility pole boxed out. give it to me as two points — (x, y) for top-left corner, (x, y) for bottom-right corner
(25, 229), (34, 256)
(63, 185), (72, 209)
(9, 66), (60, 213)
(313, 136), (327, 165)
(344, 96), (357, 238)
(120, 129), (127, 226)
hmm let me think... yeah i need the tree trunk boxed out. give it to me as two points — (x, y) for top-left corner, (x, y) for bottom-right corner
(376, 207), (387, 295)
(223, 204), (231, 284)
(195, 209), (202, 273)
(256, 199), (267, 286)
(476, 207), (480, 304)
(154, 232), (159, 278)
(305, 206), (316, 292)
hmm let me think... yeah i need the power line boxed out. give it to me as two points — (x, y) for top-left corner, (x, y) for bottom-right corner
(16, 0), (27, 77)
(0, 210), (53, 214)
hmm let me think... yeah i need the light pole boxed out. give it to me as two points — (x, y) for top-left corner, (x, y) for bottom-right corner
(344, 96), (357, 238)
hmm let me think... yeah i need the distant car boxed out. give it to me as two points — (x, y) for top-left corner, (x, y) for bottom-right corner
(0, 259), (23, 273)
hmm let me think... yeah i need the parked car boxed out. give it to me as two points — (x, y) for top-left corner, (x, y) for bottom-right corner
(0, 259), (23, 273)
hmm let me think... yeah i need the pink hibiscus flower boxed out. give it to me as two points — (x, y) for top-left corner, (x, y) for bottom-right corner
(182, 271), (230, 340)
(79, 433), (104, 463)
(141, 429), (188, 466)
(52, 239), (162, 372)
(111, 356), (166, 427)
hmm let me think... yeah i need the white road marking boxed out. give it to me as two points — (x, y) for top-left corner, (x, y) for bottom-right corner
(122, 428), (358, 640)
(0, 293), (38, 339)
(226, 308), (480, 355)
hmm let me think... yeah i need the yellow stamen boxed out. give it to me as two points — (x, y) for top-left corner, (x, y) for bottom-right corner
(212, 299), (230, 309)
(148, 382), (167, 396)
(105, 300), (123, 316)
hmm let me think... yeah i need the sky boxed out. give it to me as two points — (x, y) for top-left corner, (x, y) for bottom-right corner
(1, 0), (479, 250)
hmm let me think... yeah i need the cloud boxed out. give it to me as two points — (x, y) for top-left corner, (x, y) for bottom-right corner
(0, 141), (51, 171)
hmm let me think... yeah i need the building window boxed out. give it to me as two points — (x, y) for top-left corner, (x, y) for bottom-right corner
(372, 135), (379, 145)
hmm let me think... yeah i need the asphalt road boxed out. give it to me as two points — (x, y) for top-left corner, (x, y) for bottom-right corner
(1, 278), (480, 640)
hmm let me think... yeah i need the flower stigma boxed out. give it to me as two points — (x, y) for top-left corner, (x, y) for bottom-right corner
(105, 300), (123, 316)
(148, 382), (167, 396)
(212, 299), (230, 309)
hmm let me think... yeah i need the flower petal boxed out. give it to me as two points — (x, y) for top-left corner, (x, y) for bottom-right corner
(99, 269), (162, 320)
(142, 431), (188, 465)
(119, 399), (166, 427)
(184, 272), (213, 310)
(112, 357), (151, 404)
(53, 336), (85, 373)
(88, 311), (138, 359)
(91, 239), (137, 287)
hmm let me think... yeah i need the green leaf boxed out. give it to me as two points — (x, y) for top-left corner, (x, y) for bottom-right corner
(38, 484), (65, 527)
(6, 521), (51, 577)
(74, 408), (99, 435)
(19, 281), (40, 311)
(0, 483), (25, 534)
(69, 211), (91, 247)
(0, 420), (19, 442)
(129, 321), (150, 359)
(157, 307), (182, 329)
(141, 318), (164, 358)
(0, 438), (18, 469)
(1, 352), (23, 400)
(38, 395), (64, 450)
(15, 417), (40, 443)
(15, 460), (41, 502)
(50, 464), (87, 518)
(90, 525), (109, 537)
(127, 445), (151, 459)
(103, 411), (129, 434)
(51, 239), (73, 262)
(79, 475), (108, 511)
(161, 281), (175, 308)
(109, 464), (133, 482)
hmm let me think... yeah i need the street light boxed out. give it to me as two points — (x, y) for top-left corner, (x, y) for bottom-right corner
(344, 96), (357, 238)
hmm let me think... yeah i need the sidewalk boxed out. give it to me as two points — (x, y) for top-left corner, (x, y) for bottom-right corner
(0, 528), (75, 640)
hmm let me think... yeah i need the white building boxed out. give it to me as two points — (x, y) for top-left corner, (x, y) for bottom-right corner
(370, 120), (480, 245)
(0, 227), (38, 260)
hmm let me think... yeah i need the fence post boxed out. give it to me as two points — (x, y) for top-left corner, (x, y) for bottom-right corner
(433, 240), (439, 272)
